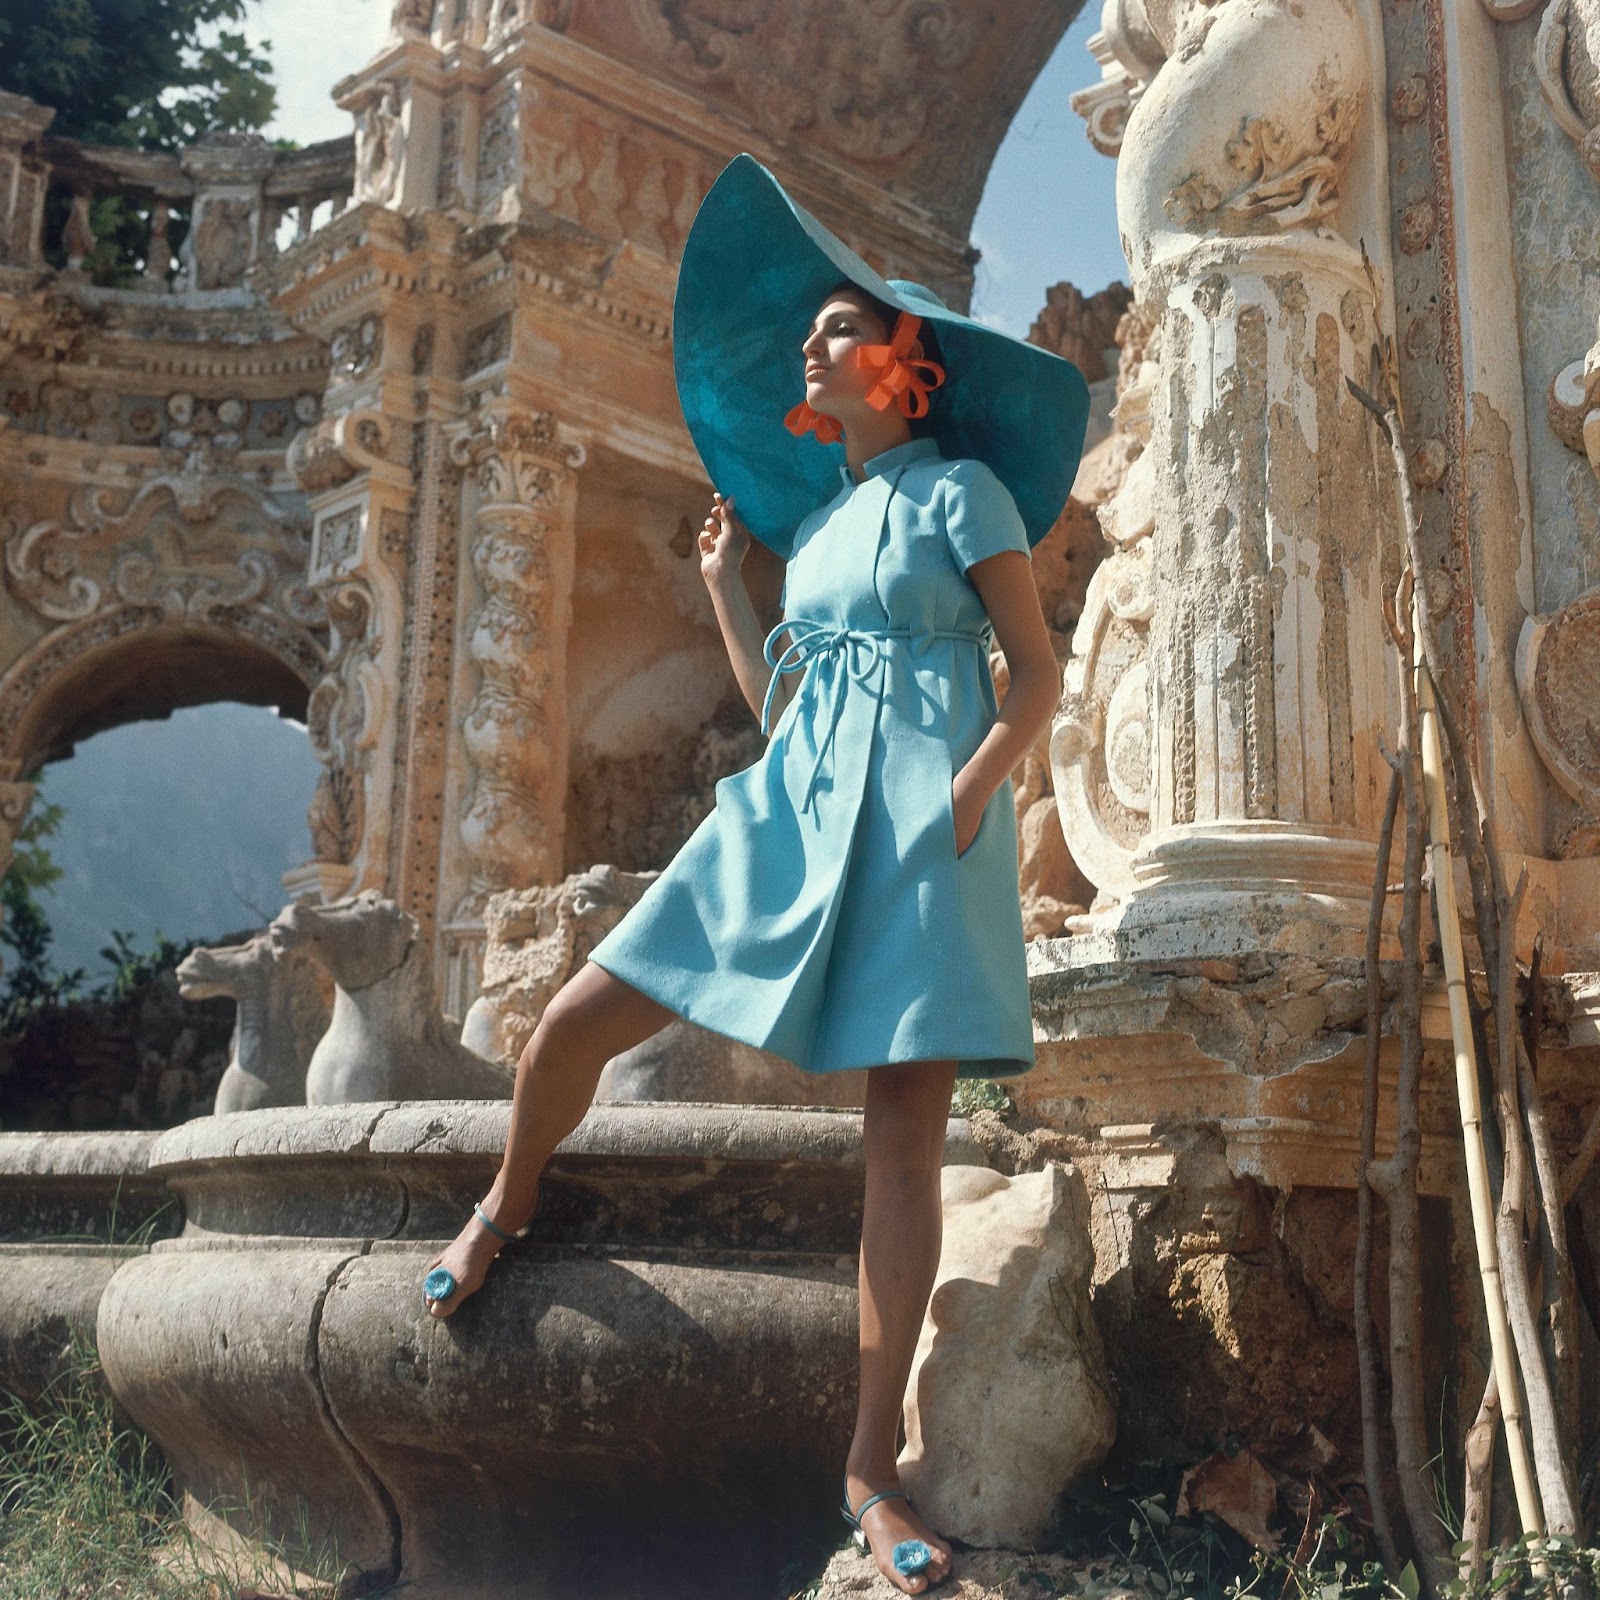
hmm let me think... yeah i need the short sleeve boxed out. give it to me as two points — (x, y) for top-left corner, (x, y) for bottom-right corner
(940, 459), (1031, 573)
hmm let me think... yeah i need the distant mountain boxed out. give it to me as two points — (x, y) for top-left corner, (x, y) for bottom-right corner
(30, 703), (322, 978)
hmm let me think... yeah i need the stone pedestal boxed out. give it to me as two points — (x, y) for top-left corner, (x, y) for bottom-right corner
(83, 1102), (986, 1599)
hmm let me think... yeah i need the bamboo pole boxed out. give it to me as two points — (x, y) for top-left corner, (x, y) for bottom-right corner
(1415, 655), (1544, 1537)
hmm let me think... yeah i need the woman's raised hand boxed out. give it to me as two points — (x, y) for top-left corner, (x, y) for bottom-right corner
(698, 491), (750, 592)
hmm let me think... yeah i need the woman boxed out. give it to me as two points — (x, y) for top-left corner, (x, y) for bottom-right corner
(420, 155), (1089, 1596)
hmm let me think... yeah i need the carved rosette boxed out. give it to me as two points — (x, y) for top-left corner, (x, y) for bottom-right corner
(448, 412), (585, 909)
(1517, 587), (1600, 854)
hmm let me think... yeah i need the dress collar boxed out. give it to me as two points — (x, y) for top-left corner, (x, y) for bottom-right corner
(838, 435), (941, 489)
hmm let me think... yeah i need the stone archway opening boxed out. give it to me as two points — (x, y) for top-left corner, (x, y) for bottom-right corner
(0, 622), (322, 982)
(13, 627), (312, 773)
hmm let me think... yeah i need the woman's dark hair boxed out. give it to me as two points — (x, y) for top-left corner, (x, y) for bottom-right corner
(820, 279), (946, 437)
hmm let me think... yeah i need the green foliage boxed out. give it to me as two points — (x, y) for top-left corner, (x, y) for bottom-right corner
(97, 928), (190, 1004)
(1440, 1535), (1600, 1600)
(951, 1077), (1014, 1117)
(1231, 1516), (1408, 1600)
(1109, 1490), (1252, 1600)
(0, 1335), (176, 1598)
(0, 801), (85, 1033)
(0, 0), (276, 150)
(0, 797), (195, 1034)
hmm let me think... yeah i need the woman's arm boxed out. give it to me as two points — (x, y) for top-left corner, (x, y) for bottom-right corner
(951, 548), (1060, 855)
(699, 492), (795, 727)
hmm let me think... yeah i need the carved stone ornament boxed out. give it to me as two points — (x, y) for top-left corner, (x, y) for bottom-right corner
(354, 82), (406, 207)
(389, 0), (434, 33)
(1547, 333), (1600, 476)
(447, 410), (585, 905)
(1069, 0), (1167, 158)
(328, 316), (384, 382)
(3, 473), (317, 632)
(1049, 305), (1160, 902)
(287, 408), (394, 494)
(1517, 587), (1600, 846)
(305, 583), (381, 866)
(448, 411), (586, 505)
(619, 0), (979, 165)
(1533, 0), (1600, 182)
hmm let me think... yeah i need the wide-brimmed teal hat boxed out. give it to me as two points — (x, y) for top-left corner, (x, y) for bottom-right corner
(672, 154), (1091, 559)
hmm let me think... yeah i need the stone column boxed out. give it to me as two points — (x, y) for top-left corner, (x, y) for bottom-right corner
(1102, 0), (1395, 958)
(440, 409), (584, 1015)
(284, 399), (415, 908)
(0, 92), (54, 271)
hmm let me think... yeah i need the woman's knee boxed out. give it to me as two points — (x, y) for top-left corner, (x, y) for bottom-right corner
(519, 981), (592, 1072)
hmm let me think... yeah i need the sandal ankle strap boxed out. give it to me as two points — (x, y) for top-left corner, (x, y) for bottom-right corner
(473, 1200), (524, 1244)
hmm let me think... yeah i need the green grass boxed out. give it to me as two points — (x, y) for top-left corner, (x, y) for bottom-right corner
(0, 1336), (177, 1599)
(0, 1335), (356, 1600)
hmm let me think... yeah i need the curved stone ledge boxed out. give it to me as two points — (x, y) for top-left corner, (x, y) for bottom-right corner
(0, 1128), (173, 1242)
(144, 1102), (986, 1259)
(0, 1242), (138, 1401)
(85, 1100), (964, 1598)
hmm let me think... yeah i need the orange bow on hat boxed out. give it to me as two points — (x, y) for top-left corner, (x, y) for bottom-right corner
(785, 312), (947, 444)
(855, 312), (946, 419)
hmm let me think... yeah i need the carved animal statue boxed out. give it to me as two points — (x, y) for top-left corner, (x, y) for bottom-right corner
(175, 933), (332, 1114)
(462, 865), (865, 1109)
(271, 892), (515, 1103)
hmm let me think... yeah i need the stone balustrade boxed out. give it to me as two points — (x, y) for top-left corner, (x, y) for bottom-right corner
(0, 90), (353, 294)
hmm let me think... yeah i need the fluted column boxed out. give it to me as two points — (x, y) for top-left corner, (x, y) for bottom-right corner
(1087, 0), (1397, 956)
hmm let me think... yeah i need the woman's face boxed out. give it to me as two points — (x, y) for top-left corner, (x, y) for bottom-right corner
(800, 292), (892, 420)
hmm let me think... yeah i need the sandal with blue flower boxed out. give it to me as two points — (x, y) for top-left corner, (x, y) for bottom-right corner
(421, 1198), (531, 1313)
(841, 1479), (943, 1589)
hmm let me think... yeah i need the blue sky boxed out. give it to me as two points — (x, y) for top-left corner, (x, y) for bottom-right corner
(247, 1), (1128, 335)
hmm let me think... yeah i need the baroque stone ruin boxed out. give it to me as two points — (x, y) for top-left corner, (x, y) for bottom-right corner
(0, 0), (1598, 1595)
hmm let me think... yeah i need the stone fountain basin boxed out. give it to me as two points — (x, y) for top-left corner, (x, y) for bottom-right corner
(92, 1101), (986, 1599)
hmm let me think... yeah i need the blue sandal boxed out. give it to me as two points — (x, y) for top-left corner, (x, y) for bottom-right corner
(841, 1480), (938, 1584)
(422, 1200), (531, 1307)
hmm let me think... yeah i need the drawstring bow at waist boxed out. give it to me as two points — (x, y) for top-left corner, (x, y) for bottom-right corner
(760, 618), (991, 813)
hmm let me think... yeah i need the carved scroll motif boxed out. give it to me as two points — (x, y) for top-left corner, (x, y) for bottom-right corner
(1518, 587), (1600, 854)
(4, 475), (314, 631)
(1484, 0), (1600, 177)
(1069, 0), (1167, 158)
(287, 408), (394, 494)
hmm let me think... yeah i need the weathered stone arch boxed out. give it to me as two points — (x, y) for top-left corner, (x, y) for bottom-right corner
(0, 607), (320, 773)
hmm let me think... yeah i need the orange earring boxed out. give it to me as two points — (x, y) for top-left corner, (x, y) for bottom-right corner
(853, 312), (946, 420)
(784, 399), (844, 445)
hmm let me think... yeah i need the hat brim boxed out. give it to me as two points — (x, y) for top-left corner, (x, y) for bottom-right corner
(672, 154), (1092, 558)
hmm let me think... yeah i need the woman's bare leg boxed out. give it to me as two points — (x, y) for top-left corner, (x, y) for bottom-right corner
(422, 961), (674, 1318)
(845, 1059), (958, 1594)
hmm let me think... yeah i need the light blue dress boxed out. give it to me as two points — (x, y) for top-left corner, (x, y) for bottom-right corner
(589, 436), (1034, 1079)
